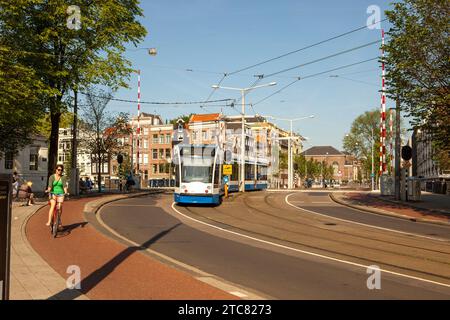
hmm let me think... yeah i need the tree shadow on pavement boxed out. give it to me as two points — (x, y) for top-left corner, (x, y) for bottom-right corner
(47, 222), (181, 300)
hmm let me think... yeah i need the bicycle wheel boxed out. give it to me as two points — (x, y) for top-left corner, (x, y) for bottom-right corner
(52, 209), (59, 238)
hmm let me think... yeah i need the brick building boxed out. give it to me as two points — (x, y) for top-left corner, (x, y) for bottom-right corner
(302, 146), (359, 183)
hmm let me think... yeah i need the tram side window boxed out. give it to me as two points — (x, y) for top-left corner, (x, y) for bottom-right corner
(245, 164), (255, 180)
(257, 165), (268, 180)
(231, 164), (239, 181)
(214, 164), (220, 186)
(175, 165), (180, 187)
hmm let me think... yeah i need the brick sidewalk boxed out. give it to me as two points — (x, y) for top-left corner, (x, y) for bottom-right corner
(331, 192), (450, 225)
(10, 201), (89, 300)
(23, 195), (238, 300)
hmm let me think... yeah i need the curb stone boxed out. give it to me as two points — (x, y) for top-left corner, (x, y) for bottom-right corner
(329, 193), (450, 227)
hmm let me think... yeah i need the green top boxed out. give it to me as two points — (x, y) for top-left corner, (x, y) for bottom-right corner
(48, 174), (67, 195)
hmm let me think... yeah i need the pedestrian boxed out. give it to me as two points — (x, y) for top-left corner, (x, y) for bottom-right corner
(18, 181), (35, 206)
(126, 174), (135, 192)
(79, 178), (87, 194)
(85, 177), (93, 191)
(12, 171), (20, 199)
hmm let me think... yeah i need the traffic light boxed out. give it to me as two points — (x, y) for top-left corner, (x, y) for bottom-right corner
(401, 146), (412, 161)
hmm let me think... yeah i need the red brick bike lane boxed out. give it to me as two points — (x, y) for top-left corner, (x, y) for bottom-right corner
(26, 197), (237, 300)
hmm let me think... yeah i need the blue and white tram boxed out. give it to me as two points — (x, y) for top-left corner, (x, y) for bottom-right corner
(173, 144), (224, 205)
(227, 161), (268, 192)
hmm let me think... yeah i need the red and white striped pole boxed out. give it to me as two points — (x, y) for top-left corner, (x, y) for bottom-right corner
(389, 108), (394, 174)
(137, 69), (141, 177)
(379, 29), (386, 176)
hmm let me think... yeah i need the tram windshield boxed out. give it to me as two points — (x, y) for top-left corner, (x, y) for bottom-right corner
(182, 165), (212, 183)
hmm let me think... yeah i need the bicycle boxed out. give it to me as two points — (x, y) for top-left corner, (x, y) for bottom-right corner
(46, 192), (69, 238)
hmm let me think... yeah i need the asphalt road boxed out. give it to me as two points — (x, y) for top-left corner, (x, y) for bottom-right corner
(98, 191), (450, 299)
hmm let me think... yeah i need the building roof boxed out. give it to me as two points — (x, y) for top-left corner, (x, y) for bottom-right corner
(302, 146), (343, 156)
(189, 113), (222, 123)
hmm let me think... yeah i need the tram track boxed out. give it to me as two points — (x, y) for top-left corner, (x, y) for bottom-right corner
(174, 193), (450, 283)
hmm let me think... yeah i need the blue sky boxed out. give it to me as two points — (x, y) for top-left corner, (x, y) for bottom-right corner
(108, 0), (395, 150)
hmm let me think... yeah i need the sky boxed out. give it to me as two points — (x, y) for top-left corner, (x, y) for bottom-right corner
(107, 0), (396, 150)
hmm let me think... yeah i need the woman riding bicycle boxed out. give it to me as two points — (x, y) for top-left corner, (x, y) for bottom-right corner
(46, 164), (68, 227)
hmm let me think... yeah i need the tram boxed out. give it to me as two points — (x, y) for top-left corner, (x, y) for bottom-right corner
(226, 161), (268, 192)
(173, 144), (224, 205)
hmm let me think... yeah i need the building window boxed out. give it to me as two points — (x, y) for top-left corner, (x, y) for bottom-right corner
(159, 149), (164, 159)
(166, 134), (171, 144)
(143, 127), (149, 135)
(143, 154), (148, 164)
(159, 135), (165, 144)
(159, 163), (167, 174)
(143, 139), (148, 149)
(152, 149), (158, 160)
(152, 134), (158, 144)
(4, 152), (13, 169)
(152, 164), (157, 174)
(192, 131), (197, 140)
(202, 131), (208, 140)
(29, 154), (38, 171)
(165, 149), (171, 159)
(144, 170), (148, 180)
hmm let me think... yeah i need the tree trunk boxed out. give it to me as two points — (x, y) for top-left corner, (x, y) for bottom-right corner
(48, 111), (61, 182)
(98, 151), (102, 193)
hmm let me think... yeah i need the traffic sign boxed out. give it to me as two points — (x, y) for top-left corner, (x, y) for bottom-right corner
(223, 164), (232, 175)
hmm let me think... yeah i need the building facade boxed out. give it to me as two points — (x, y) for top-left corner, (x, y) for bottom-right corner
(0, 135), (49, 191)
(412, 129), (450, 193)
(129, 113), (174, 187)
(302, 146), (358, 183)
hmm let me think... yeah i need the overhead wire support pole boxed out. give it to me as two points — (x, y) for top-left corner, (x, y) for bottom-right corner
(380, 29), (387, 177)
(136, 69), (141, 187)
(212, 82), (277, 193)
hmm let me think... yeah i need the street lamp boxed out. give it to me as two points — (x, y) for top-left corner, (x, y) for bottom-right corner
(263, 115), (314, 189)
(212, 82), (277, 192)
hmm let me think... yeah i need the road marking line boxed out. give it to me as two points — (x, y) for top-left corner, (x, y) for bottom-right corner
(96, 203), (266, 299)
(171, 202), (450, 289)
(285, 193), (449, 243)
(229, 291), (248, 298)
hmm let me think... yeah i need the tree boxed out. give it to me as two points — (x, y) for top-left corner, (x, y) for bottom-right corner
(169, 114), (194, 125)
(36, 112), (74, 138)
(384, 0), (449, 152)
(343, 110), (381, 183)
(80, 88), (132, 192)
(0, 45), (46, 158)
(0, 0), (147, 179)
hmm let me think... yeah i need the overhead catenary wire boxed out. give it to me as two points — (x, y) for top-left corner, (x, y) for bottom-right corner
(79, 91), (233, 105)
(252, 57), (378, 107)
(227, 18), (387, 76)
(263, 39), (382, 79)
(329, 75), (379, 87)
